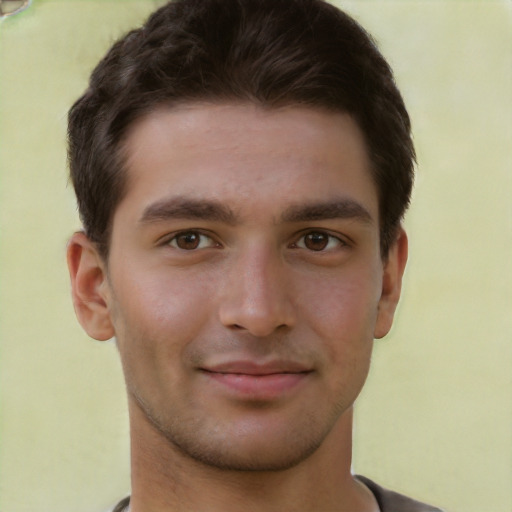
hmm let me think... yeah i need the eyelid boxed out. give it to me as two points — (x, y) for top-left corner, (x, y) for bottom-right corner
(292, 229), (349, 250)
(159, 229), (220, 249)
(156, 228), (350, 251)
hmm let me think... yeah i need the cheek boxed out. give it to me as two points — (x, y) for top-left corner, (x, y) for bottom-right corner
(306, 282), (377, 324)
(109, 269), (215, 371)
(296, 267), (382, 356)
(290, 270), (380, 410)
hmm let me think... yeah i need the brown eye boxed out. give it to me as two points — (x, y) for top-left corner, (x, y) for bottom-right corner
(169, 231), (214, 250)
(304, 232), (329, 251)
(295, 231), (344, 252)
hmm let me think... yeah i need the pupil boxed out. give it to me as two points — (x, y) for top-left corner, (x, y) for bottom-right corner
(177, 232), (199, 250)
(306, 232), (328, 251)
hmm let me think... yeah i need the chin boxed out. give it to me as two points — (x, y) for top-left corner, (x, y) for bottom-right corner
(170, 429), (326, 472)
(144, 404), (339, 473)
(131, 379), (357, 473)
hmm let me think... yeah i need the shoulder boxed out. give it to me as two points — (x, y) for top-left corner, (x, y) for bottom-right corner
(106, 496), (130, 512)
(356, 475), (444, 512)
(107, 481), (444, 512)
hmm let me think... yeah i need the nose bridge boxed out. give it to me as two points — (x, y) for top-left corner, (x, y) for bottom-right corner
(219, 241), (294, 336)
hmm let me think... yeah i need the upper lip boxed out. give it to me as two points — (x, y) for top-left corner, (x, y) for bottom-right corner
(201, 360), (312, 376)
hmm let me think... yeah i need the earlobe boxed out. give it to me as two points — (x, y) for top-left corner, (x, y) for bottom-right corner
(374, 228), (408, 339)
(67, 232), (115, 341)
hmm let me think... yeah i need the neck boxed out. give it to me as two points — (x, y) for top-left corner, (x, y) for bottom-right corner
(127, 402), (378, 512)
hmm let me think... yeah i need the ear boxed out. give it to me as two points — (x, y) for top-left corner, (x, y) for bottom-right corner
(374, 227), (408, 339)
(67, 232), (115, 341)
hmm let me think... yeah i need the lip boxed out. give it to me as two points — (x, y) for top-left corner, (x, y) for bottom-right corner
(203, 360), (312, 375)
(200, 360), (313, 400)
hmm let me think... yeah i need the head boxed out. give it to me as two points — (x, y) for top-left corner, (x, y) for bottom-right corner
(67, 0), (412, 475)
(68, 0), (414, 261)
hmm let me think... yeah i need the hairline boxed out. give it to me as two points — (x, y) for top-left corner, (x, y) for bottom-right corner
(94, 98), (394, 265)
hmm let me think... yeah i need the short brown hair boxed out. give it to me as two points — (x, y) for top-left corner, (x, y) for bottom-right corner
(68, 0), (415, 258)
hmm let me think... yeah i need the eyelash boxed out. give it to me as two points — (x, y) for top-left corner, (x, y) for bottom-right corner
(163, 229), (347, 252)
(292, 230), (348, 252)
(165, 230), (219, 250)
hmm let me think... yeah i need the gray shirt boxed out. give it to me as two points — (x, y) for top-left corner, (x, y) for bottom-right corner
(111, 476), (443, 512)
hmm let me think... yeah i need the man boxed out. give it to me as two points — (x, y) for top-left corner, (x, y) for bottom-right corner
(66, 0), (443, 511)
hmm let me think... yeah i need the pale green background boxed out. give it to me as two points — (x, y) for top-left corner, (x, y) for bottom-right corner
(0, 1), (511, 511)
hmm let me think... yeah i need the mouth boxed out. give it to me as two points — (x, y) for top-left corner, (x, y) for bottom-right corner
(199, 360), (313, 400)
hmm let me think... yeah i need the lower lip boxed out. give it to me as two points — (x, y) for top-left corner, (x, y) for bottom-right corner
(203, 371), (310, 400)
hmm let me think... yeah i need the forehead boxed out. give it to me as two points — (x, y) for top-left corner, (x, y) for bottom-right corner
(118, 102), (378, 223)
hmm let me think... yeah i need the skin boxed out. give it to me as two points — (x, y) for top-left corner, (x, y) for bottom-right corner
(68, 103), (408, 512)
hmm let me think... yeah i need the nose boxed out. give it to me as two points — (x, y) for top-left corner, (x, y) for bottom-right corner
(218, 245), (296, 337)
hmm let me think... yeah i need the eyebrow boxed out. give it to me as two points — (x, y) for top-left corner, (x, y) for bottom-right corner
(139, 197), (237, 225)
(281, 199), (373, 224)
(139, 196), (373, 227)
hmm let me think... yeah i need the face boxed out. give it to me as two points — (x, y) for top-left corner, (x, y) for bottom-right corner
(71, 103), (406, 471)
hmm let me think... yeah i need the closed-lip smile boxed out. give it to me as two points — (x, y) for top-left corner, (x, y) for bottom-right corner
(200, 360), (313, 399)
(202, 360), (312, 375)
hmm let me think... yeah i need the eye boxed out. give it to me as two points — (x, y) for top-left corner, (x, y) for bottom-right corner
(295, 231), (345, 252)
(167, 231), (217, 250)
